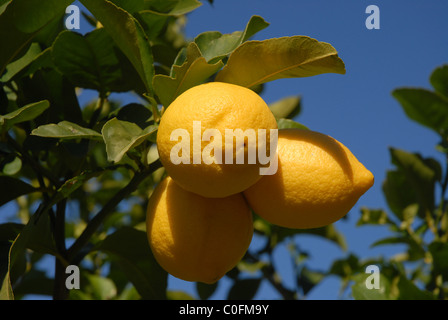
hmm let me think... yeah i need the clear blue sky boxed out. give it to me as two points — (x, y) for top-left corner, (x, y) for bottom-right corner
(3, 0), (448, 300)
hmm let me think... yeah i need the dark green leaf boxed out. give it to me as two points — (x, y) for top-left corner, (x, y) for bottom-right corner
(31, 121), (103, 140)
(430, 65), (448, 99)
(116, 103), (153, 129)
(428, 241), (448, 278)
(80, 0), (155, 95)
(0, 176), (37, 207)
(227, 278), (261, 300)
(0, 100), (49, 132)
(153, 42), (223, 107)
(392, 88), (448, 135)
(389, 148), (438, 219)
(145, 0), (202, 15)
(52, 29), (138, 94)
(97, 227), (168, 299)
(268, 96), (301, 120)
(0, 0), (73, 75)
(382, 170), (416, 221)
(102, 118), (157, 163)
(215, 36), (346, 88)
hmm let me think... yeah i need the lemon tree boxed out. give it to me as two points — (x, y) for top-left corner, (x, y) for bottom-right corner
(0, 0), (387, 301)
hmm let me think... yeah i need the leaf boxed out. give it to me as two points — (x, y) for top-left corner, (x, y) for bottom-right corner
(51, 29), (139, 94)
(0, 176), (38, 207)
(97, 227), (168, 300)
(357, 207), (391, 226)
(392, 88), (448, 135)
(0, 43), (41, 82)
(276, 118), (309, 130)
(430, 65), (448, 99)
(144, 0), (201, 15)
(1, 210), (57, 299)
(227, 278), (261, 300)
(389, 148), (438, 219)
(215, 36), (346, 88)
(153, 42), (223, 107)
(278, 224), (347, 251)
(0, 0), (73, 75)
(31, 121), (103, 141)
(268, 96), (301, 120)
(102, 118), (157, 163)
(194, 15), (269, 64)
(0, 100), (49, 132)
(80, 0), (155, 95)
(351, 272), (392, 300)
(428, 241), (448, 278)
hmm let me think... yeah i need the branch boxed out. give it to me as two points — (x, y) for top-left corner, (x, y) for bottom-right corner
(66, 160), (162, 262)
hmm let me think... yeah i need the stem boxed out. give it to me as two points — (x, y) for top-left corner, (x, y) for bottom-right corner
(52, 199), (68, 300)
(66, 160), (162, 262)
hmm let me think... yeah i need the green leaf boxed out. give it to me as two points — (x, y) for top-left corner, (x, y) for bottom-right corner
(430, 65), (448, 99)
(268, 96), (301, 120)
(153, 42), (223, 107)
(215, 36), (346, 88)
(167, 290), (195, 300)
(97, 227), (168, 300)
(0, 100), (49, 132)
(428, 241), (448, 278)
(102, 118), (157, 163)
(31, 121), (103, 140)
(227, 278), (261, 300)
(351, 271), (392, 300)
(194, 15), (269, 64)
(0, 176), (37, 207)
(115, 103), (153, 129)
(277, 224), (347, 251)
(357, 207), (392, 226)
(0, 42), (41, 82)
(167, 0), (202, 15)
(80, 0), (155, 95)
(276, 118), (309, 130)
(388, 148), (438, 219)
(144, 0), (202, 15)
(0, 0), (73, 75)
(52, 29), (139, 95)
(392, 88), (448, 135)
(1, 210), (57, 299)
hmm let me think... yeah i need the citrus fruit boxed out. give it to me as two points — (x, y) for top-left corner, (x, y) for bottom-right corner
(243, 128), (374, 229)
(156, 81), (278, 198)
(146, 176), (254, 284)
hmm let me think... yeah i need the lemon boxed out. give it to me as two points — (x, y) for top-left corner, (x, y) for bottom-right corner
(243, 129), (374, 229)
(146, 176), (253, 284)
(156, 82), (278, 198)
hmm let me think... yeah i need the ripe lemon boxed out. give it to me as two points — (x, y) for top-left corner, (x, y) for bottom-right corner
(156, 81), (278, 198)
(243, 129), (374, 229)
(146, 176), (253, 284)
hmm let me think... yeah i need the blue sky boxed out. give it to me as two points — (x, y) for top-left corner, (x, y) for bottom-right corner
(2, 0), (448, 300)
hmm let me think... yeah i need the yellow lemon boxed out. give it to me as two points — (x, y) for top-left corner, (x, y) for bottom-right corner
(243, 129), (374, 229)
(156, 81), (278, 198)
(146, 176), (253, 284)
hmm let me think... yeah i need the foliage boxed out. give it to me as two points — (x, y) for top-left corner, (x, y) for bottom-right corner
(0, 0), (348, 300)
(3, 0), (445, 301)
(339, 64), (448, 300)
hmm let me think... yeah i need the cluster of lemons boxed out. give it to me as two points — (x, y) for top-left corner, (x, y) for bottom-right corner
(146, 82), (374, 284)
